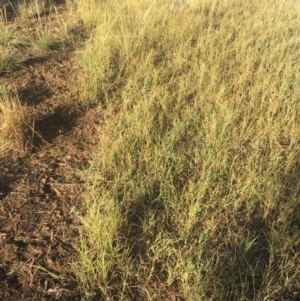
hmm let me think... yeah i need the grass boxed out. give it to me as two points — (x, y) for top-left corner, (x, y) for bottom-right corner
(17, 0), (53, 20)
(1, 0), (300, 299)
(72, 0), (300, 300)
(0, 10), (21, 73)
(0, 47), (15, 74)
(0, 81), (32, 156)
(0, 1), (55, 70)
(66, 0), (112, 31)
(29, 26), (55, 51)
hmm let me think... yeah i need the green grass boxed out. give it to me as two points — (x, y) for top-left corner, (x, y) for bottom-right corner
(72, 0), (300, 300)
(28, 26), (55, 51)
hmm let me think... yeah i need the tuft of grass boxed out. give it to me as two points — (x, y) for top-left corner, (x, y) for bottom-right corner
(0, 10), (24, 73)
(73, 0), (300, 300)
(28, 27), (55, 52)
(0, 82), (32, 156)
(0, 47), (16, 74)
(18, 2), (76, 52)
(51, 5), (79, 47)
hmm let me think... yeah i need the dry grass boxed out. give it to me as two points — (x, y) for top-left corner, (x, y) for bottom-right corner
(72, 0), (300, 300)
(0, 82), (32, 156)
(0, 9), (21, 73)
(17, 0), (53, 20)
(1, 0), (300, 299)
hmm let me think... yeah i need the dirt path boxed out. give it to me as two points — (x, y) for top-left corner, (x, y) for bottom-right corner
(0, 7), (100, 300)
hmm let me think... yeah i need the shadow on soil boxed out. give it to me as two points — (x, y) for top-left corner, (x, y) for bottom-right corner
(33, 104), (81, 147)
(18, 83), (53, 106)
(0, 177), (14, 200)
(21, 55), (51, 68)
(0, 157), (24, 199)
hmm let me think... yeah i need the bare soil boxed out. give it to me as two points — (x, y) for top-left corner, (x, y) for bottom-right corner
(0, 3), (100, 300)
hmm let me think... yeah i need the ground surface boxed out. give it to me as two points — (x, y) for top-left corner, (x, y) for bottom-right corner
(0, 3), (100, 300)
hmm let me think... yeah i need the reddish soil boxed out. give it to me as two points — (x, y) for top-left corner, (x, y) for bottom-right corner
(0, 3), (100, 300)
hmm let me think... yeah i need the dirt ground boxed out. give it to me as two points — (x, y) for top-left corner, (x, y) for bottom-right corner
(0, 2), (101, 300)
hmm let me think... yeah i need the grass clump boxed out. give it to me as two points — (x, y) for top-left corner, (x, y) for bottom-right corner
(29, 26), (55, 51)
(0, 47), (15, 74)
(0, 11), (23, 73)
(73, 0), (300, 300)
(0, 83), (32, 156)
